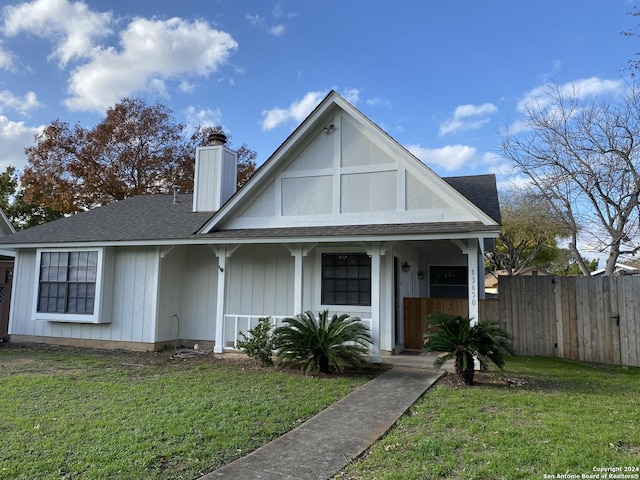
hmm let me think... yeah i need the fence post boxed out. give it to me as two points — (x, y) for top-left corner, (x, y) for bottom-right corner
(553, 276), (564, 358)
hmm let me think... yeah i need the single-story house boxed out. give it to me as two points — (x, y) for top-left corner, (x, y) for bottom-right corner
(591, 263), (639, 276)
(1, 91), (501, 361)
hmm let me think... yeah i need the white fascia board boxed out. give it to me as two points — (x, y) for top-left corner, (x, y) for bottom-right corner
(0, 228), (499, 251)
(198, 94), (340, 234)
(331, 94), (499, 226)
(0, 209), (15, 235)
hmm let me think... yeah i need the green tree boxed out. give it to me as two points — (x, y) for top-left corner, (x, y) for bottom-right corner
(544, 249), (599, 276)
(486, 189), (570, 275)
(0, 166), (63, 230)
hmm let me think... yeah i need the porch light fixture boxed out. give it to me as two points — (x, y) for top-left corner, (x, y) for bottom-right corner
(401, 262), (410, 273)
(418, 270), (425, 280)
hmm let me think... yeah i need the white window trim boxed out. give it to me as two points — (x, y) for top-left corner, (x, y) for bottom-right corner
(314, 247), (373, 314)
(31, 247), (107, 324)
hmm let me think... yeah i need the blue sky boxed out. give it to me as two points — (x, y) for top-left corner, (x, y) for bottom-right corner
(0, 0), (636, 189)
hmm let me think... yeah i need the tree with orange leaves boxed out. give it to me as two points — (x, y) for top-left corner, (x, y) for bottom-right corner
(22, 97), (256, 214)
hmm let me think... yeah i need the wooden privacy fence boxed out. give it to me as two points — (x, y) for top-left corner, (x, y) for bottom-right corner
(403, 275), (640, 367)
(499, 275), (640, 367)
(403, 298), (499, 350)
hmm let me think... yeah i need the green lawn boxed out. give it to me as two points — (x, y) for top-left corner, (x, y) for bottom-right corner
(337, 356), (640, 480)
(0, 343), (373, 480)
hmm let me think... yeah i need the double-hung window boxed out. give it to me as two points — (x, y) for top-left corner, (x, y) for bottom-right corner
(321, 253), (371, 306)
(33, 249), (108, 323)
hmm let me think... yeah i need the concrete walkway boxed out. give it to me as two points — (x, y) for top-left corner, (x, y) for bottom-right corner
(201, 365), (443, 480)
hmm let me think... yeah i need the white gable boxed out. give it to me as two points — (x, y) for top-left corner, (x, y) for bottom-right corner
(201, 93), (495, 232)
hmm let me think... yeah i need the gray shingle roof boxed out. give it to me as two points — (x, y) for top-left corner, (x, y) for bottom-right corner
(0, 194), (213, 245)
(0, 174), (501, 246)
(443, 174), (501, 224)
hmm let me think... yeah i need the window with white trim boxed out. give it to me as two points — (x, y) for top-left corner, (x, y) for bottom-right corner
(321, 253), (371, 306)
(37, 251), (98, 314)
(33, 248), (109, 323)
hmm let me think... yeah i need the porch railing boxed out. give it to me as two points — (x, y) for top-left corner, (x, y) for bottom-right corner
(223, 314), (373, 351)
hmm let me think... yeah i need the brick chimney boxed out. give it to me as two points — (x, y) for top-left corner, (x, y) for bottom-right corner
(193, 132), (238, 212)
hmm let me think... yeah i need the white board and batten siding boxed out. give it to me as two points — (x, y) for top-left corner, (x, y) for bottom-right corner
(226, 244), (294, 316)
(10, 246), (160, 344)
(227, 112), (482, 231)
(222, 244), (294, 347)
(168, 245), (219, 342)
(156, 244), (295, 345)
(155, 245), (186, 342)
(111, 247), (159, 343)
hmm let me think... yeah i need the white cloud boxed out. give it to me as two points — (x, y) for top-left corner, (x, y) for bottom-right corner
(63, 17), (238, 112)
(185, 105), (223, 131)
(246, 14), (262, 27)
(366, 97), (391, 108)
(272, 4), (298, 19)
(0, 44), (14, 70)
(342, 88), (360, 105)
(269, 24), (285, 36)
(261, 88), (361, 131)
(518, 77), (624, 113)
(407, 144), (477, 172)
(439, 102), (497, 136)
(246, 9), (294, 36)
(0, 116), (43, 171)
(2, 0), (113, 68)
(261, 90), (327, 131)
(0, 90), (40, 115)
(179, 81), (195, 93)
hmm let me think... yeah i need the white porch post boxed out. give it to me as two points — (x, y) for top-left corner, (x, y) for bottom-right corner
(293, 249), (303, 315)
(453, 238), (480, 325)
(211, 245), (239, 354)
(286, 243), (316, 316)
(213, 253), (226, 353)
(453, 238), (481, 370)
(365, 243), (386, 362)
(466, 239), (479, 326)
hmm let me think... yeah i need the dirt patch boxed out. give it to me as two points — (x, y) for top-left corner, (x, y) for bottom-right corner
(0, 341), (388, 378)
(435, 370), (529, 389)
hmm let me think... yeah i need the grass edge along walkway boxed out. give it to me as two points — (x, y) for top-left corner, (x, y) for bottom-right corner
(335, 356), (640, 480)
(202, 367), (443, 480)
(0, 344), (377, 480)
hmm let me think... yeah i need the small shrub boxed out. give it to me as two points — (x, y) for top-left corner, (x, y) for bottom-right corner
(237, 317), (275, 366)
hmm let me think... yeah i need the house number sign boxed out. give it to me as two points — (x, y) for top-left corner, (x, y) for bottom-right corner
(470, 267), (477, 306)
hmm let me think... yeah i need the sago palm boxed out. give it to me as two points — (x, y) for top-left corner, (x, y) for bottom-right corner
(423, 311), (513, 385)
(273, 310), (373, 374)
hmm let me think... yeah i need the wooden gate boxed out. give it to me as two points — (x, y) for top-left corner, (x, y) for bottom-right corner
(403, 297), (500, 349)
(0, 260), (13, 340)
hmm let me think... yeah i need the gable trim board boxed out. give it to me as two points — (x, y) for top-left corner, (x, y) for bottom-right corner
(0, 91), (501, 359)
(200, 91), (498, 234)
